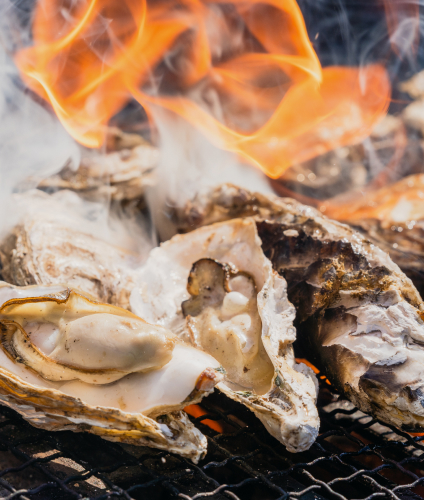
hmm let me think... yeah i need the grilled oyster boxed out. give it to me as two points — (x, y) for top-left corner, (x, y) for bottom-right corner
(0, 282), (222, 462)
(131, 218), (319, 452)
(37, 138), (157, 205)
(0, 190), (151, 309)
(329, 174), (424, 298)
(171, 184), (424, 432)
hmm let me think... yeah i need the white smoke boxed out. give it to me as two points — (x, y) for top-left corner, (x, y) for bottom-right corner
(147, 108), (273, 239)
(0, 5), (153, 257)
(0, 42), (80, 237)
(13, 189), (154, 257)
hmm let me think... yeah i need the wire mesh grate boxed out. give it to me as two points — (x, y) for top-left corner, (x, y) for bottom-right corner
(0, 376), (422, 500)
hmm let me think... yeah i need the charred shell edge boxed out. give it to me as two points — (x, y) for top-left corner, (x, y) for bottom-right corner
(181, 252), (319, 452)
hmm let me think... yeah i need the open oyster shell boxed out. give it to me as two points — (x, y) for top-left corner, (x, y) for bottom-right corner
(0, 282), (222, 462)
(172, 184), (424, 432)
(130, 218), (319, 452)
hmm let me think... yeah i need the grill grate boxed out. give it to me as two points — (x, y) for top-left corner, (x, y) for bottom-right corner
(0, 376), (422, 500)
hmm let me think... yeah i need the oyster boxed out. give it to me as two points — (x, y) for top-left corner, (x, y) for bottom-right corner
(171, 184), (424, 432)
(352, 217), (424, 298)
(131, 218), (319, 452)
(332, 174), (424, 298)
(37, 138), (158, 205)
(0, 282), (222, 462)
(0, 191), (151, 309)
(274, 114), (404, 203)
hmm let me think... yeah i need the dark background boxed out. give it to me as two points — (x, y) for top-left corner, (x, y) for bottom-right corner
(298, 0), (424, 112)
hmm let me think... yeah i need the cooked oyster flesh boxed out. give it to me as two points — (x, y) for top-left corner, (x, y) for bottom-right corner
(171, 184), (424, 432)
(131, 218), (319, 453)
(0, 283), (222, 461)
(182, 259), (274, 395)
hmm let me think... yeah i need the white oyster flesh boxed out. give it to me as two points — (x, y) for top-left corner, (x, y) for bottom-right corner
(0, 282), (222, 462)
(130, 218), (319, 452)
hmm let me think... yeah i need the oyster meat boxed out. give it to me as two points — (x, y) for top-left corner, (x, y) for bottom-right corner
(0, 282), (222, 462)
(131, 218), (319, 452)
(171, 184), (424, 431)
(0, 191), (151, 309)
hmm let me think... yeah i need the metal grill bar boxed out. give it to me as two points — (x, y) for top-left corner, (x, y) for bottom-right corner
(0, 378), (422, 500)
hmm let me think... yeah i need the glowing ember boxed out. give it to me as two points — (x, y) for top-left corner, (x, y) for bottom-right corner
(15, 0), (391, 178)
(184, 404), (223, 433)
(296, 358), (331, 386)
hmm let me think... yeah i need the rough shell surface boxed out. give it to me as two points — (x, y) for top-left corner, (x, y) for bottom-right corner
(37, 142), (157, 204)
(171, 183), (424, 432)
(0, 192), (148, 309)
(130, 218), (319, 452)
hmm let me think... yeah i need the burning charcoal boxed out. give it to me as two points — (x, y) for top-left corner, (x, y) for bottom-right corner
(0, 282), (222, 462)
(171, 184), (424, 432)
(0, 191), (151, 309)
(130, 218), (319, 453)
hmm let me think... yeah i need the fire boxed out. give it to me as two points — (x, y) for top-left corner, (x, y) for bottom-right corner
(296, 358), (331, 385)
(15, 0), (391, 178)
(184, 404), (223, 433)
(323, 174), (424, 222)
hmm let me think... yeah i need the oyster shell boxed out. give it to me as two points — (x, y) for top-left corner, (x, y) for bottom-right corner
(332, 174), (424, 298)
(37, 141), (157, 204)
(0, 191), (151, 309)
(352, 216), (424, 298)
(130, 218), (319, 452)
(0, 282), (222, 462)
(171, 184), (424, 432)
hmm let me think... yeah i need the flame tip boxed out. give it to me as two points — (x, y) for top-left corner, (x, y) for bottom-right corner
(16, 0), (391, 174)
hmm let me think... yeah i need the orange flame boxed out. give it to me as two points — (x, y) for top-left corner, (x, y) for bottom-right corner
(184, 404), (223, 432)
(296, 358), (331, 385)
(15, 0), (391, 178)
(324, 174), (424, 223)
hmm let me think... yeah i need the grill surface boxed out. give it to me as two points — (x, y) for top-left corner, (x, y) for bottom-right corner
(0, 375), (422, 500)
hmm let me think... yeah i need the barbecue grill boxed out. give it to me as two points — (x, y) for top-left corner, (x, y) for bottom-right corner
(0, 373), (422, 500)
(1, 0), (423, 498)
